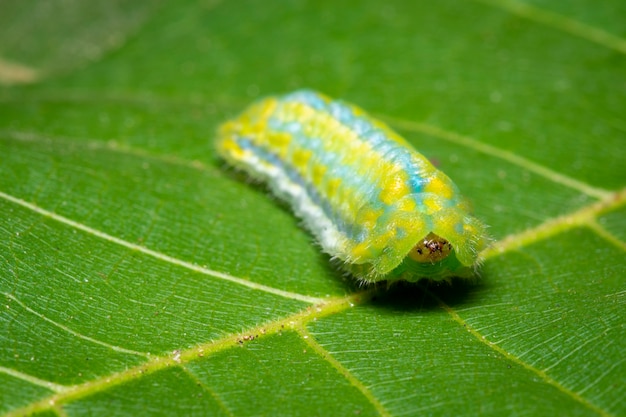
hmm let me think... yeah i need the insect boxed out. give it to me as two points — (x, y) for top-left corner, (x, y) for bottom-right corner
(216, 90), (488, 283)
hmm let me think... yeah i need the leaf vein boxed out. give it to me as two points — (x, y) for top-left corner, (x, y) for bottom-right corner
(3, 294), (365, 417)
(0, 190), (323, 305)
(180, 365), (236, 417)
(576, 356), (626, 396)
(475, 0), (626, 54)
(0, 366), (67, 393)
(481, 189), (626, 260)
(587, 220), (626, 252)
(382, 117), (611, 199)
(427, 289), (616, 417)
(3, 292), (149, 358)
(296, 325), (391, 417)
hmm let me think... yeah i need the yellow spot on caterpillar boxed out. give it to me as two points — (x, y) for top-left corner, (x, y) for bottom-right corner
(358, 208), (383, 229)
(423, 196), (444, 213)
(265, 132), (291, 158)
(219, 137), (247, 159)
(379, 174), (409, 205)
(424, 176), (453, 199)
(326, 178), (341, 198)
(311, 164), (327, 187)
(291, 148), (311, 169)
(396, 198), (416, 212)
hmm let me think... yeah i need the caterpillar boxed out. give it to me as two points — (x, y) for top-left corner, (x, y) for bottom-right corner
(216, 90), (488, 283)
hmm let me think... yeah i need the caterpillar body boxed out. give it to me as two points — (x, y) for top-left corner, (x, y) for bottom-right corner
(216, 90), (488, 283)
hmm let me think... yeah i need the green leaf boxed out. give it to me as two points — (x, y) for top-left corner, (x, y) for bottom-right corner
(1, 0), (624, 416)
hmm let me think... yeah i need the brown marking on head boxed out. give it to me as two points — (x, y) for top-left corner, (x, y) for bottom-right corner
(408, 232), (452, 263)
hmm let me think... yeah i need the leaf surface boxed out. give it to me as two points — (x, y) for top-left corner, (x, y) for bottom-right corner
(1, 0), (624, 416)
